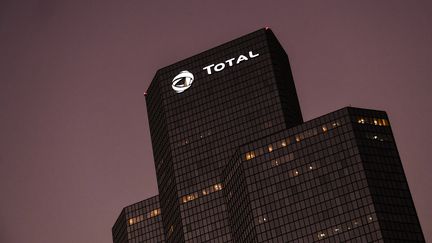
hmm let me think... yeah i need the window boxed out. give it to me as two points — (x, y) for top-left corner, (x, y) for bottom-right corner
(357, 116), (389, 126)
(268, 144), (273, 152)
(148, 208), (161, 218)
(317, 232), (326, 240)
(289, 169), (299, 177)
(128, 215), (144, 225)
(322, 125), (328, 132)
(245, 151), (256, 160)
(181, 183), (223, 204)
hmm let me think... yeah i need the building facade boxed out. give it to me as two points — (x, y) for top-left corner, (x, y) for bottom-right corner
(112, 29), (425, 242)
(112, 196), (165, 243)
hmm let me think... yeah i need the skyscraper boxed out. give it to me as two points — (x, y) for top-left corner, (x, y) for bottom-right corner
(112, 28), (425, 242)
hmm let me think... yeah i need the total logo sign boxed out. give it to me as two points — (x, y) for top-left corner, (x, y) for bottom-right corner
(171, 51), (259, 93)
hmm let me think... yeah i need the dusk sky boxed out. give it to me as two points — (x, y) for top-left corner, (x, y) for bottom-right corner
(0, 1), (431, 242)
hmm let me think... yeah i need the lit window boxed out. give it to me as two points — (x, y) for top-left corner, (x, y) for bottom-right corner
(317, 232), (326, 239)
(367, 215), (374, 222)
(332, 121), (340, 127)
(214, 183), (223, 191)
(202, 189), (209, 195)
(181, 192), (199, 203)
(128, 215), (145, 225)
(258, 216), (268, 224)
(268, 144), (273, 152)
(280, 139), (287, 147)
(322, 125), (328, 132)
(309, 165), (314, 170)
(289, 169), (300, 177)
(271, 160), (279, 166)
(358, 118), (365, 124)
(245, 151), (256, 160)
(149, 208), (161, 218)
(295, 135), (301, 142)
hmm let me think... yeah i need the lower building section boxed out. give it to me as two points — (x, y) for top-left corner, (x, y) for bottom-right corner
(113, 107), (425, 242)
(112, 196), (165, 243)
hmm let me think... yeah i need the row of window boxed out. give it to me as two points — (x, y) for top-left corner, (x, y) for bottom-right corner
(316, 214), (375, 240)
(127, 208), (161, 226)
(245, 121), (342, 161)
(181, 183), (223, 204)
(365, 133), (392, 142)
(357, 117), (389, 126)
(287, 162), (318, 178)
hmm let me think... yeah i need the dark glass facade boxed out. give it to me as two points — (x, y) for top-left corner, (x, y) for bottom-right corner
(112, 29), (425, 242)
(223, 107), (424, 242)
(112, 196), (164, 243)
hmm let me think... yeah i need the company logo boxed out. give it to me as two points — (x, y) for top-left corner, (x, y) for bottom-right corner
(203, 51), (259, 75)
(172, 70), (194, 94)
(171, 51), (260, 93)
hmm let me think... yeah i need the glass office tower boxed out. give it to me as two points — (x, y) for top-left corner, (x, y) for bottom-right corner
(112, 28), (425, 242)
(223, 107), (424, 242)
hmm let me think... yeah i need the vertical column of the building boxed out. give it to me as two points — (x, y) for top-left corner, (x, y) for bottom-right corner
(112, 210), (128, 243)
(223, 152), (258, 242)
(265, 30), (303, 128)
(349, 108), (425, 242)
(146, 75), (184, 242)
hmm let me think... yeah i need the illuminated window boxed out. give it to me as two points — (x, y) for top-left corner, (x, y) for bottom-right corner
(128, 215), (144, 225)
(181, 192), (199, 203)
(148, 208), (161, 218)
(295, 135), (301, 142)
(271, 159), (279, 166)
(182, 183), (223, 204)
(353, 221), (359, 227)
(322, 125), (328, 132)
(317, 232), (326, 240)
(332, 121), (340, 127)
(214, 183), (223, 191)
(289, 169), (299, 177)
(308, 162), (317, 170)
(202, 189), (209, 195)
(280, 139), (288, 147)
(258, 216), (268, 224)
(268, 144), (273, 152)
(245, 151), (256, 160)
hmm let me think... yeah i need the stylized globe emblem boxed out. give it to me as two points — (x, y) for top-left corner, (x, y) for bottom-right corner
(172, 70), (194, 93)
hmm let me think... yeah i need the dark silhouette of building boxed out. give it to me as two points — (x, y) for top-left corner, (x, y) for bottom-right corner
(112, 28), (425, 242)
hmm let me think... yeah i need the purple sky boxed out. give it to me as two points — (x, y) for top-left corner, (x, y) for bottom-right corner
(0, 1), (431, 242)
